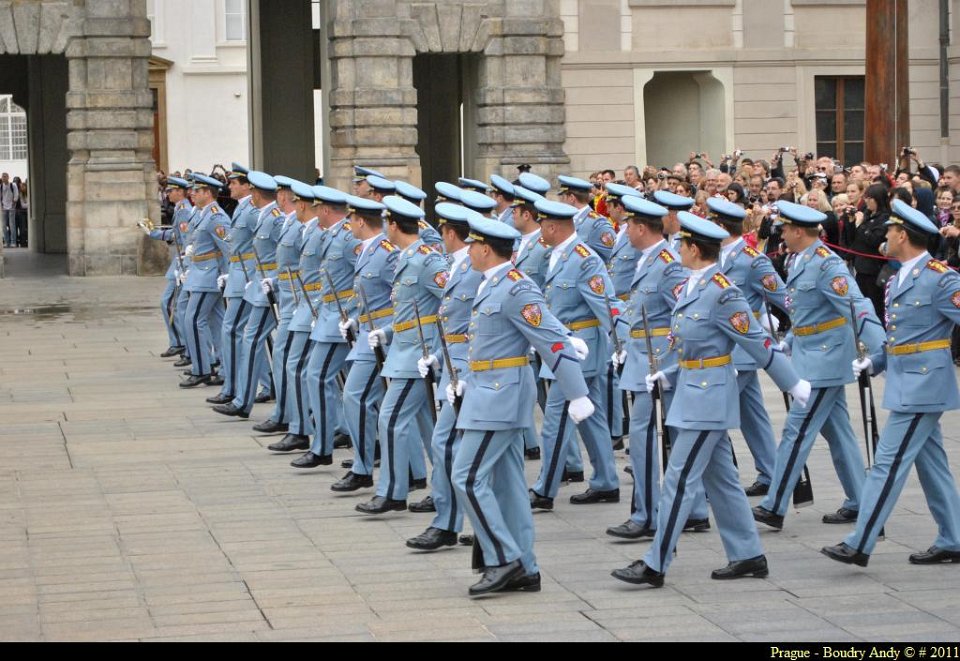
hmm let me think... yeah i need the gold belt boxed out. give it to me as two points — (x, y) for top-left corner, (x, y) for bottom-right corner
(630, 328), (670, 339)
(302, 282), (323, 292)
(470, 356), (530, 372)
(278, 270), (300, 281)
(323, 289), (354, 304)
(393, 315), (438, 333)
(445, 334), (468, 344)
(193, 251), (222, 262)
(888, 339), (951, 356)
(257, 262), (278, 272)
(567, 318), (601, 332)
(359, 307), (394, 323)
(794, 317), (846, 337)
(679, 354), (732, 370)
(230, 253), (255, 263)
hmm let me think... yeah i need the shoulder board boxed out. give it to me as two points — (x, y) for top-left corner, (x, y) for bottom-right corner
(538, 237), (549, 248)
(815, 247), (831, 259)
(418, 245), (433, 255)
(742, 246), (761, 259)
(342, 222), (352, 232)
(588, 211), (602, 219)
(712, 273), (732, 290)
(271, 209), (282, 218)
(507, 269), (524, 282)
(419, 220), (431, 231)
(658, 250), (675, 264)
(927, 259), (949, 274)
(210, 206), (220, 215)
(380, 239), (396, 252)
(574, 244), (591, 259)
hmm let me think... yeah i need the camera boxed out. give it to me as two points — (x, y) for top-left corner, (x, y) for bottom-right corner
(779, 146), (791, 153)
(657, 172), (667, 180)
(734, 149), (743, 159)
(804, 152), (815, 161)
(695, 153), (704, 159)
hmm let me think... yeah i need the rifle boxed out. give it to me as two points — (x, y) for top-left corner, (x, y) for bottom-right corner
(356, 283), (390, 391)
(764, 292), (814, 508)
(326, 270), (356, 347)
(605, 295), (625, 377)
(640, 304), (670, 473)
(412, 299), (438, 424)
(849, 299), (884, 538)
(435, 316), (462, 415)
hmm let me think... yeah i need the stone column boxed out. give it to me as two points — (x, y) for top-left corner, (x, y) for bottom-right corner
(65, 0), (160, 275)
(476, 0), (569, 183)
(325, 0), (420, 190)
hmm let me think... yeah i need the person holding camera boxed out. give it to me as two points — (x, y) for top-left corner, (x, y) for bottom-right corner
(850, 184), (891, 321)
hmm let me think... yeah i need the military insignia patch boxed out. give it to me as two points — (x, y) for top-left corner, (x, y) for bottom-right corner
(659, 250), (675, 264)
(952, 291), (960, 309)
(521, 304), (542, 327)
(712, 273), (732, 289)
(672, 281), (686, 300)
(380, 240), (395, 252)
(179, 222), (189, 233)
(831, 276), (849, 297)
(600, 232), (615, 248)
(214, 225), (227, 240)
(419, 245), (433, 255)
(928, 260), (949, 274)
(507, 269), (524, 282)
(574, 244), (591, 259)
(730, 312), (750, 335)
(815, 247), (831, 259)
(551, 342), (564, 354)
(589, 275), (606, 295)
(743, 246), (761, 259)
(434, 271), (448, 289)
(761, 275), (778, 292)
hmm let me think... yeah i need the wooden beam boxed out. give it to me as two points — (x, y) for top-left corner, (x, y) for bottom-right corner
(865, 0), (910, 165)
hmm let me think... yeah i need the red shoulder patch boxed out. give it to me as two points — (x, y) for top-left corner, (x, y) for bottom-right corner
(729, 312), (750, 335)
(589, 275), (606, 295)
(658, 250), (675, 264)
(521, 304), (542, 328)
(380, 239), (396, 252)
(815, 247), (831, 259)
(507, 269), (524, 282)
(600, 232), (615, 248)
(952, 291), (960, 309)
(743, 246), (761, 259)
(214, 225), (227, 240)
(928, 260), (949, 274)
(712, 273), (732, 289)
(179, 222), (189, 233)
(574, 244), (591, 259)
(761, 274), (778, 292)
(831, 276), (849, 297)
(433, 271), (448, 289)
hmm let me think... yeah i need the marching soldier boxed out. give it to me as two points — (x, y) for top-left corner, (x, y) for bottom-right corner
(753, 201), (886, 531)
(528, 199), (619, 509)
(254, 180), (316, 435)
(460, 190), (497, 219)
(207, 165), (256, 404)
(394, 181), (444, 255)
(490, 175), (517, 228)
(653, 190), (695, 251)
(267, 186), (345, 455)
(181, 174), (232, 388)
(450, 213), (596, 596)
(558, 176), (617, 262)
(406, 203), (483, 550)
(611, 212), (810, 588)
(518, 172), (551, 197)
(709, 197), (790, 496)
(353, 166), (385, 198)
(458, 177), (491, 194)
(357, 196), (449, 514)
(214, 171), (282, 419)
(333, 195), (395, 493)
(822, 200), (960, 567)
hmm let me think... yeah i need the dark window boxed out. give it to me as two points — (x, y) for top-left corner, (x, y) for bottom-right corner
(815, 76), (865, 167)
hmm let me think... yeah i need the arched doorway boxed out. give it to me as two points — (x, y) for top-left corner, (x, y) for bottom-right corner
(643, 71), (726, 168)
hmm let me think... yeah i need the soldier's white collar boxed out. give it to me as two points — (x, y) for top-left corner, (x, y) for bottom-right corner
(635, 239), (666, 274)
(359, 233), (380, 256)
(686, 264), (715, 295)
(482, 261), (513, 283)
(720, 237), (744, 266)
(896, 251), (929, 287)
(548, 232), (579, 271)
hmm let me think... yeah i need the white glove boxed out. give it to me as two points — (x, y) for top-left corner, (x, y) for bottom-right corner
(137, 221), (151, 236)
(339, 318), (358, 341)
(261, 278), (274, 295)
(611, 349), (627, 369)
(184, 245), (196, 258)
(852, 357), (873, 379)
(178, 270), (189, 286)
(776, 340), (791, 356)
(216, 274), (228, 289)
(368, 328), (387, 350)
(645, 370), (671, 392)
(570, 336), (589, 361)
(568, 396), (596, 424)
(758, 311), (780, 335)
(446, 381), (465, 406)
(418, 354), (440, 378)
(789, 379), (812, 409)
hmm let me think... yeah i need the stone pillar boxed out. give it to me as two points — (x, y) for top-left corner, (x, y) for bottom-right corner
(65, 0), (161, 275)
(326, 0), (420, 190)
(476, 0), (568, 183)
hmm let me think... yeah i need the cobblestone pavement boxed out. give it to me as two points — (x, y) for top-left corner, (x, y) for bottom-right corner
(2, 255), (960, 641)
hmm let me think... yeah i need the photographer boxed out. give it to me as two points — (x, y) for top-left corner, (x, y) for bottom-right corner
(849, 183), (890, 320)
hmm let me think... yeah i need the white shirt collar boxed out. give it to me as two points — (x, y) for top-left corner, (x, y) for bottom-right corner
(518, 230), (539, 254)
(721, 237), (744, 266)
(686, 263), (715, 294)
(360, 233), (381, 256)
(483, 261), (514, 282)
(449, 246), (470, 273)
(897, 251), (930, 286)
(635, 239), (666, 273)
